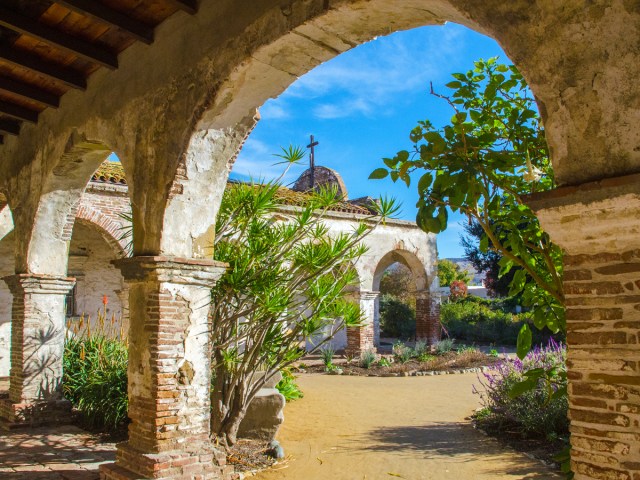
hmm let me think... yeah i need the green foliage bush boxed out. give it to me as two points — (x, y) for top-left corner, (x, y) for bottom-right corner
(441, 298), (559, 346)
(379, 294), (415, 338)
(63, 333), (128, 431)
(359, 349), (377, 369)
(433, 338), (455, 354)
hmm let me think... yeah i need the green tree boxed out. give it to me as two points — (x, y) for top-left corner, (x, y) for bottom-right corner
(211, 154), (399, 445)
(437, 258), (471, 287)
(371, 57), (564, 358)
(461, 219), (518, 297)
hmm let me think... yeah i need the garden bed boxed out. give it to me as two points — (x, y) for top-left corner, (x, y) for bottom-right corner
(298, 349), (500, 377)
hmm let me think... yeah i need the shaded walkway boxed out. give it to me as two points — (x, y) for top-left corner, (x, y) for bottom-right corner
(255, 373), (561, 480)
(0, 425), (116, 480)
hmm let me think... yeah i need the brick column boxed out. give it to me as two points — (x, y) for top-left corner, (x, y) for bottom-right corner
(345, 290), (379, 356)
(0, 274), (75, 428)
(528, 174), (640, 480)
(100, 256), (231, 480)
(416, 290), (441, 346)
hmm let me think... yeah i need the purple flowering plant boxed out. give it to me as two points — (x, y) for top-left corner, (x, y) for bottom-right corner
(473, 338), (568, 438)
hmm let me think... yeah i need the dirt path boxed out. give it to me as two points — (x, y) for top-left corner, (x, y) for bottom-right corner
(254, 373), (560, 480)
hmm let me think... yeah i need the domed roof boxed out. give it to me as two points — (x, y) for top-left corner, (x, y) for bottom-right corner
(292, 166), (349, 199)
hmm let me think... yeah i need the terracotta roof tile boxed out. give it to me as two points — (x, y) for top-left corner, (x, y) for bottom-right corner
(91, 161), (375, 215)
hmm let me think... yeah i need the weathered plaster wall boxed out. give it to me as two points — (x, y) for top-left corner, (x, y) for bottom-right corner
(68, 222), (124, 320)
(0, 232), (14, 377)
(303, 210), (437, 350)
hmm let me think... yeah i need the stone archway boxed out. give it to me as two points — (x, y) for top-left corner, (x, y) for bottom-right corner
(373, 249), (439, 347)
(0, 2), (634, 479)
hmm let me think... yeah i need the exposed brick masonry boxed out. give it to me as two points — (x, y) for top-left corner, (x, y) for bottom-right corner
(564, 252), (640, 480)
(416, 291), (441, 346)
(100, 257), (232, 480)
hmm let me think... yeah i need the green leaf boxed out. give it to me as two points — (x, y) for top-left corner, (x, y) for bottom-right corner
(533, 308), (547, 329)
(437, 207), (448, 231)
(383, 157), (398, 169)
(369, 168), (389, 180)
(479, 235), (489, 254)
(445, 80), (462, 89)
(516, 324), (532, 360)
(425, 132), (446, 154)
(417, 172), (433, 193)
(509, 376), (537, 398)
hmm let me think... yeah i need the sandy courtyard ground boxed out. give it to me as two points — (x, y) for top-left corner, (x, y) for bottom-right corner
(255, 373), (561, 480)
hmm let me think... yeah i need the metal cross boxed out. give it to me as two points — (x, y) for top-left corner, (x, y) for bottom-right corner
(306, 135), (319, 189)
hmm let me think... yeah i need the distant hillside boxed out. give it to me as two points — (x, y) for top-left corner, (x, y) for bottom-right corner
(444, 257), (485, 286)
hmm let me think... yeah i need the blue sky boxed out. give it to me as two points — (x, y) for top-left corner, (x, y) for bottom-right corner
(230, 23), (508, 259)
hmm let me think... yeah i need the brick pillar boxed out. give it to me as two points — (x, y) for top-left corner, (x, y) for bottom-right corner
(528, 174), (640, 480)
(345, 290), (379, 356)
(416, 290), (441, 346)
(100, 256), (231, 480)
(0, 274), (75, 428)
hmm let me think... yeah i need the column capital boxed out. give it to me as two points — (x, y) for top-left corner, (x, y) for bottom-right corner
(3, 274), (75, 296)
(113, 255), (228, 287)
(359, 289), (380, 300)
(526, 172), (640, 255)
(416, 290), (435, 299)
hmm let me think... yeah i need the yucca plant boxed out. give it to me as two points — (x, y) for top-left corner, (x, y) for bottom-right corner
(320, 346), (335, 368)
(63, 302), (128, 431)
(359, 349), (377, 369)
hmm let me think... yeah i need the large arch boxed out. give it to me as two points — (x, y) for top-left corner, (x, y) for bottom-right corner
(373, 249), (430, 293)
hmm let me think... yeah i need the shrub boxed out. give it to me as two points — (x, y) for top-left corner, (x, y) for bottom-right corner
(413, 340), (428, 357)
(434, 338), (455, 354)
(379, 294), (415, 338)
(63, 313), (128, 432)
(320, 346), (335, 368)
(417, 353), (435, 363)
(441, 298), (560, 346)
(359, 349), (377, 369)
(474, 339), (568, 439)
(449, 280), (468, 300)
(276, 369), (303, 402)
(378, 357), (391, 367)
(392, 340), (413, 363)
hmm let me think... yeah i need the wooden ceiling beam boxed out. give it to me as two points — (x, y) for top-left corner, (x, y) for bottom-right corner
(0, 100), (38, 123)
(0, 118), (21, 136)
(56, 0), (154, 45)
(0, 76), (60, 108)
(0, 6), (118, 70)
(165, 0), (198, 15)
(0, 46), (86, 90)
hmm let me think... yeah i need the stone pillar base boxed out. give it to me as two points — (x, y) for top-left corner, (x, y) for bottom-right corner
(0, 397), (74, 430)
(100, 442), (233, 480)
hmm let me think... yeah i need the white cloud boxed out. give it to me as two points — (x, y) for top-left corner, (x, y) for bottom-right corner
(282, 25), (466, 120)
(259, 101), (290, 120)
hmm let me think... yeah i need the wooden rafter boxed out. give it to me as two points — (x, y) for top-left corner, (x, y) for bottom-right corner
(0, 118), (20, 136)
(0, 6), (119, 69)
(0, 46), (87, 90)
(0, 76), (59, 108)
(165, 0), (199, 15)
(0, 100), (38, 123)
(56, 0), (154, 45)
